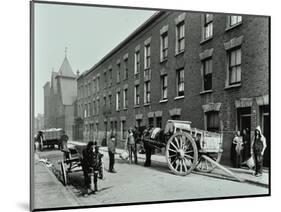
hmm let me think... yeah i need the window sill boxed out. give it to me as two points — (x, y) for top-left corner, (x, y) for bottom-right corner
(174, 96), (184, 100)
(175, 50), (184, 57)
(123, 108), (128, 111)
(200, 90), (213, 95)
(225, 22), (242, 32)
(159, 99), (168, 103)
(160, 58), (168, 64)
(200, 37), (213, 45)
(224, 83), (241, 90)
(144, 103), (150, 107)
(134, 105), (140, 108)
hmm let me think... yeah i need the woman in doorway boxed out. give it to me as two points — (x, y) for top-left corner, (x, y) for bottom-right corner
(251, 126), (267, 177)
(242, 128), (251, 162)
(232, 131), (244, 168)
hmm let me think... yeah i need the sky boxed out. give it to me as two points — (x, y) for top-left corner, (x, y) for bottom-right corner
(34, 2), (156, 115)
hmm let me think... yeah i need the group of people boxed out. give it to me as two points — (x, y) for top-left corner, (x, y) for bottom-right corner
(81, 127), (139, 196)
(232, 126), (267, 177)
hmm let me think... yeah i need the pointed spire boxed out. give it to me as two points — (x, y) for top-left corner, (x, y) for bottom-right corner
(64, 47), (68, 58)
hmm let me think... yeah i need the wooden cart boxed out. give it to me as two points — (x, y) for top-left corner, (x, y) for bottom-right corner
(143, 120), (223, 176)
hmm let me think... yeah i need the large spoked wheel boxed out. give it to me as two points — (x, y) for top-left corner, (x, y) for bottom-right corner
(166, 132), (198, 176)
(60, 162), (68, 186)
(195, 151), (222, 173)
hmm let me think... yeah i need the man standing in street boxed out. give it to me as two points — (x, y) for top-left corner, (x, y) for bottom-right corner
(107, 134), (117, 173)
(251, 126), (267, 177)
(125, 128), (138, 164)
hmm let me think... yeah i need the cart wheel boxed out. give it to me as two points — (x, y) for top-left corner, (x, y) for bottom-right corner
(195, 152), (222, 173)
(60, 162), (68, 186)
(166, 132), (198, 176)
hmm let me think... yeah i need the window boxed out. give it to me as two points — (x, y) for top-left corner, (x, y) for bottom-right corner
(161, 74), (168, 100)
(123, 89), (128, 109)
(206, 111), (219, 132)
(148, 117), (154, 127)
(156, 117), (162, 128)
(108, 68), (112, 86)
(96, 123), (99, 139)
(124, 58), (128, 80)
(176, 21), (185, 53)
(96, 99), (99, 114)
(202, 58), (212, 91)
(93, 100), (96, 115)
(96, 76), (100, 92)
(104, 72), (107, 88)
(228, 48), (241, 85)
(108, 95), (112, 110)
(103, 96), (107, 109)
(144, 81), (151, 104)
(134, 85), (140, 106)
(229, 15), (242, 27)
(116, 92), (121, 111)
(117, 63), (121, 83)
(161, 32), (168, 61)
(93, 79), (96, 93)
(203, 14), (213, 40)
(176, 68), (184, 97)
(134, 50), (140, 77)
(144, 44), (151, 69)
(121, 120), (126, 139)
(88, 103), (91, 117)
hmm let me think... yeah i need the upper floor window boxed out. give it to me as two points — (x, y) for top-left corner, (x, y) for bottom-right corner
(161, 32), (168, 61)
(123, 89), (128, 109)
(92, 79), (96, 93)
(108, 95), (112, 110)
(93, 100), (96, 115)
(103, 96), (107, 109)
(116, 92), (121, 111)
(176, 21), (185, 54)
(144, 81), (151, 104)
(108, 68), (112, 87)
(144, 44), (151, 69)
(117, 63), (121, 83)
(124, 58), (128, 80)
(96, 76), (100, 92)
(104, 72), (107, 88)
(161, 74), (168, 100)
(203, 14), (213, 40)
(227, 15), (242, 28)
(228, 48), (241, 85)
(96, 99), (99, 114)
(134, 50), (140, 76)
(134, 85), (140, 106)
(176, 68), (185, 97)
(202, 58), (212, 91)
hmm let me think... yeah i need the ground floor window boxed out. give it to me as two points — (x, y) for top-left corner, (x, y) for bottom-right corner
(121, 120), (126, 139)
(148, 117), (154, 128)
(206, 111), (219, 132)
(156, 117), (162, 128)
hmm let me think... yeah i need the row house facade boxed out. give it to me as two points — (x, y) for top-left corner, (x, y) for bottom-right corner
(76, 11), (269, 165)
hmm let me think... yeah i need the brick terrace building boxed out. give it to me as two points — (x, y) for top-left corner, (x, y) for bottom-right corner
(76, 11), (269, 165)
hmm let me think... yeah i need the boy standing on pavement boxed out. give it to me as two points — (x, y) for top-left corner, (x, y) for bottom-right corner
(107, 135), (117, 173)
(251, 126), (267, 177)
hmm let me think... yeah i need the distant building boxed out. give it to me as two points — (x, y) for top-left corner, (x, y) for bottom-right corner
(43, 53), (78, 140)
(34, 113), (44, 133)
(76, 11), (269, 166)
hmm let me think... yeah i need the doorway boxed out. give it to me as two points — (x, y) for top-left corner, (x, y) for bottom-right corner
(261, 105), (270, 167)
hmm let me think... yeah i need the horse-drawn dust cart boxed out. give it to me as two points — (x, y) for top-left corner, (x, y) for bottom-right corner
(142, 120), (225, 176)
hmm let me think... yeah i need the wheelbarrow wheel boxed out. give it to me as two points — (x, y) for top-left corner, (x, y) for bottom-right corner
(166, 132), (198, 176)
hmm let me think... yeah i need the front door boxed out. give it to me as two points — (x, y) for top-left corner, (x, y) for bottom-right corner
(262, 110), (270, 167)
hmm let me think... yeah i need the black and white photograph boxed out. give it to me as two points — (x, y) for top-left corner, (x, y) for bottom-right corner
(30, 0), (270, 211)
